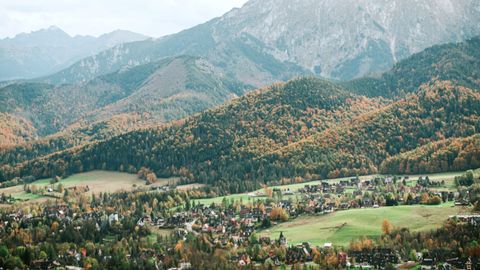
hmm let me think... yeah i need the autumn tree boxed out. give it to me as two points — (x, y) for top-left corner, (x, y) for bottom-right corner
(262, 184), (273, 198)
(382, 219), (393, 235)
(270, 207), (289, 222)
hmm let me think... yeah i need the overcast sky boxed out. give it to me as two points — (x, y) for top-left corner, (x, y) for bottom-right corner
(0, 0), (249, 38)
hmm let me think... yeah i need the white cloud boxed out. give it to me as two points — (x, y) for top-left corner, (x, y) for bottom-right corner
(0, 0), (249, 38)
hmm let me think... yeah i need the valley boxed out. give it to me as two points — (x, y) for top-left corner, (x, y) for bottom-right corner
(0, 0), (479, 269)
(0, 166), (477, 269)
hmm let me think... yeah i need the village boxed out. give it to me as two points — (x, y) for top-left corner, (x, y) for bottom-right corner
(0, 172), (478, 269)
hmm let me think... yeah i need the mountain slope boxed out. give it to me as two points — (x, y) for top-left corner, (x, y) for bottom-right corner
(44, 29), (309, 87)
(262, 80), (480, 179)
(380, 134), (480, 175)
(0, 113), (152, 166)
(43, 0), (480, 85)
(0, 78), (387, 192)
(0, 113), (37, 147)
(0, 26), (149, 81)
(220, 0), (480, 80)
(2, 80), (479, 193)
(0, 56), (247, 136)
(345, 37), (480, 97)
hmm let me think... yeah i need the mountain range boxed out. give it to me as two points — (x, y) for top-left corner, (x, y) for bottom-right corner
(1, 0), (480, 191)
(0, 56), (248, 141)
(1, 37), (479, 193)
(0, 26), (149, 81)
(41, 0), (480, 86)
(1, 0), (478, 143)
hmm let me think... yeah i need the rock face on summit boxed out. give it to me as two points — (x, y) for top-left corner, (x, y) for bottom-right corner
(43, 0), (480, 85)
(219, 0), (480, 80)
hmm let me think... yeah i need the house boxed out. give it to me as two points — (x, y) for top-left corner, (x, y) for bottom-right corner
(384, 177), (393, 184)
(339, 180), (350, 186)
(179, 262), (192, 269)
(108, 213), (119, 225)
(278, 232), (287, 246)
(362, 198), (373, 207)
(202, 223), (210, 233)
(238, 253), (251, 266)
(454, 199), (470, 206)
(350, 178), (360, 186)
(323, 243), (333, 249)
(338, 252), (348, 267)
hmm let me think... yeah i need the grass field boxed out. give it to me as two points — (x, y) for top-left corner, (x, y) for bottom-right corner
(259, 202), (468, 247)
(195, 193), (258, 205)
(0, 171), (178, 203)
(194, 171), (465, 206)
(11, 192), (44, 201)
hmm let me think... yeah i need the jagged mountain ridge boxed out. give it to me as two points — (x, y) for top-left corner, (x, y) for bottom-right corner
(43, 0), (480, 85)
(0, 26), (149, 81)
(225, 0), (480, 80)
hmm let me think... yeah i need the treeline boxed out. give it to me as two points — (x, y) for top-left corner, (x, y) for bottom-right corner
(380, 134), (480, 174)
(345, 37), (480, 97)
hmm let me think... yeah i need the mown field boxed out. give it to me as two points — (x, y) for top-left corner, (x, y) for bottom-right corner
(0, 171), (174, 203)
(259, 202), (468, 247)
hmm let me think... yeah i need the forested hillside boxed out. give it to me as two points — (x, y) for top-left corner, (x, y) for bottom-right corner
(0, 113), (37, 147)
(0, 113), (153, 166)
(346, 37), (480, 97)
(0, 56), (247, 136)
(2, 79), (480, 192)
(0, 78), (387, 193)
(1, 39), (480, 194)
(380, 134), (480, 175)
(261, 80), (480, 180)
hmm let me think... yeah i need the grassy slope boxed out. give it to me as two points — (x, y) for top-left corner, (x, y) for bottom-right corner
(0, 171), (156, 202)
(260, 203), (467, 247)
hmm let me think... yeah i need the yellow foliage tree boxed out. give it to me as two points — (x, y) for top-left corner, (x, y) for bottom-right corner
(382, 219), (393, 235)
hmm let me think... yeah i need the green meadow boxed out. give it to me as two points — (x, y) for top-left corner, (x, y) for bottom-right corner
(260, 202), (466, 247)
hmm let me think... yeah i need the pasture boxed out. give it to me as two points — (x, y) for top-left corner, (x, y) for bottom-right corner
(0, 170), (177, 203)
(259, 202), (468, 247)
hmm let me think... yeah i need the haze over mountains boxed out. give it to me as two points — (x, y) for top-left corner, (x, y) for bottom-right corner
(42, 0), (480, 85)
(0, 26), (149, 81)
